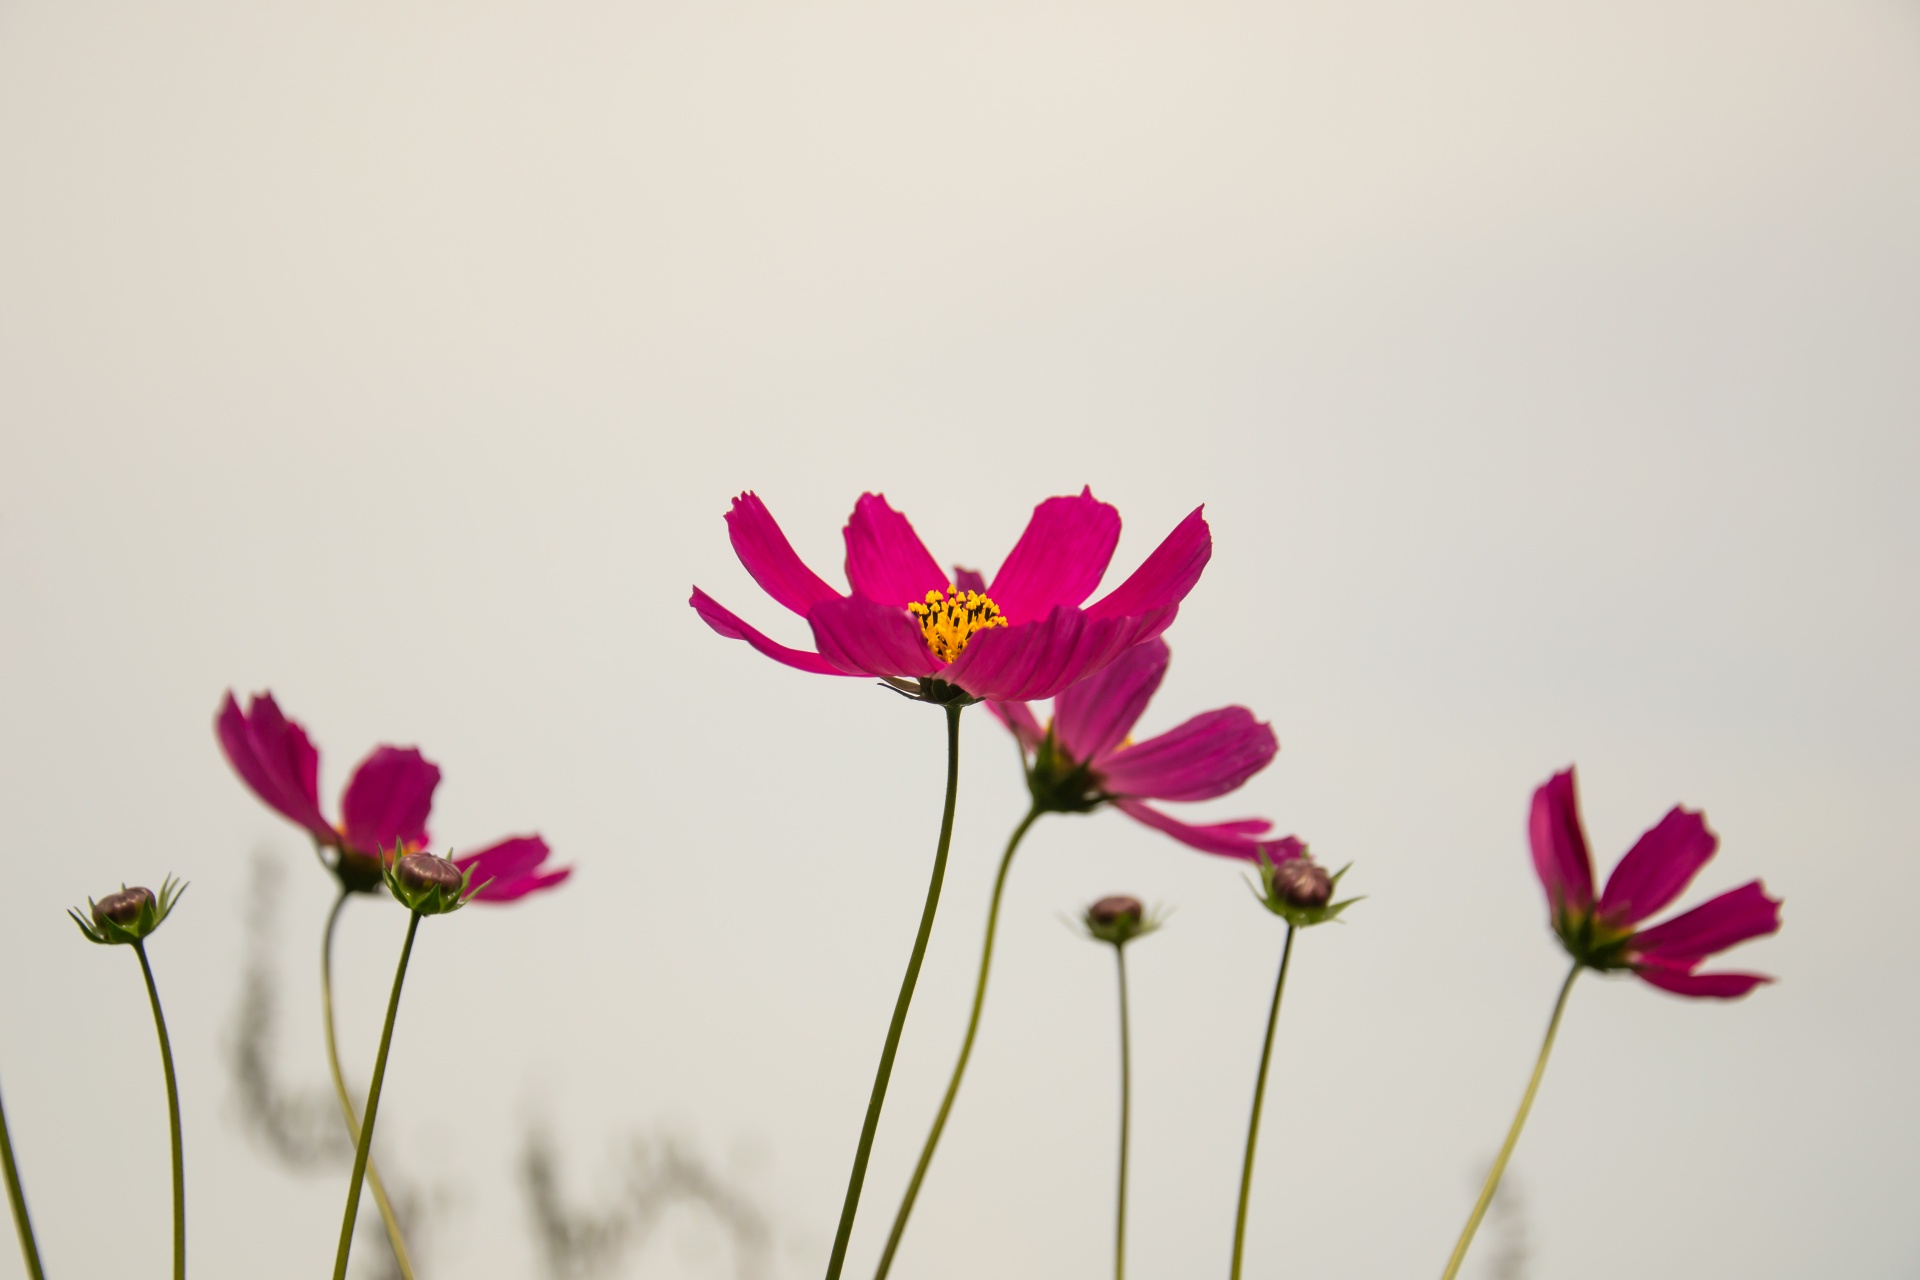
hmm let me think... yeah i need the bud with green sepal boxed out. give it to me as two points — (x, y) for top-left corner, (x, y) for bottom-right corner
(1251, 848), (1358, 929)
(383, 851), (486, 916)
(1080, 895), (1164, 948)
(69, 876), (187, 947)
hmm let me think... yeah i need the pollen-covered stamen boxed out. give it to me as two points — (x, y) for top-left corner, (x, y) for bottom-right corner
(907, 584), (1009, 663)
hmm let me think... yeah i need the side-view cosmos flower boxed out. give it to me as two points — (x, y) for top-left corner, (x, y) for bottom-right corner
(689, 487), (1212, 703)
(1531, 766), (1781, 997)
(216, 691), (570, 902)
(992, 637), (1304, 861)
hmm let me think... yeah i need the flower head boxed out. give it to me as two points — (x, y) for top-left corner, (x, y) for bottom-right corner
(1529, 767), (1782, 998)
(385, 852), (479, 916)
(689, 488), (1212, 704)
(989, 638), (1304, 863)
(71, 876), (187, 946)
(216, 691), (569, 903)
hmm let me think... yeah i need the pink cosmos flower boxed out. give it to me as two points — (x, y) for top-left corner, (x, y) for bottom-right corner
(989, 638), (1304, 863)
(216, 691), (569, 902)
(1529, 767), (1780, 998)
(689, 488), (1211, 703)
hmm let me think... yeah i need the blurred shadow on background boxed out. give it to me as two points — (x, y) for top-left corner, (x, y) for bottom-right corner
(226, 854), (770, 1279)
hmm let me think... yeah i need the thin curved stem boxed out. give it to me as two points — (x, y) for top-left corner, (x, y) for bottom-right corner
(824, 703), (965, 1280)
(0, 1073), (46, 1280)
(1113, 943), (1132, 1280)
(321, 892), (418, 1280)
(1439, 963), (1581, 1280)
(872, 803), (1042, 1279)
(1230, 923), (1295, 1280)
(135, 941), (186, 1280)
(333, 911), (422, 1280)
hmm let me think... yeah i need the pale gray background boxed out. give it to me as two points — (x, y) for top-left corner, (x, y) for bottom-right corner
(1, 1), (1916, 1277)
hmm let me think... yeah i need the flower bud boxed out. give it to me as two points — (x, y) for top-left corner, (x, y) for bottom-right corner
(1083, 894), (1158, 946)
(1271, 857), (1332, 910)
(397, 853), (462, 894)
(71, 876), (186, 946)
(92, 886), (155, 927)
(385, 851), (476, 916)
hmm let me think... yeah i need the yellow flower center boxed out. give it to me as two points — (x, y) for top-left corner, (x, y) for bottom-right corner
(907, 584), (1009, 663)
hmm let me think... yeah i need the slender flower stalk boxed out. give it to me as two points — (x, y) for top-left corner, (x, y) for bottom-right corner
(0, 1073), (46, 1280)
(872, 803), (1042, 1279)
(134, 941), (187, 1280)
(825, 704), (964, 1280)
(321, 891), (417, 1280)
(1440, 964), (1578, 1280)
(1230, 923), (1294, 1280)
(333, 911), (420, 1280)
(1110, 935), (1134, 1280)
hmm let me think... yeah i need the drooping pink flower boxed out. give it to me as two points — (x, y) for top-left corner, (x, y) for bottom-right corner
(689, 488), (1211, 703)
(1529, 767), (1780, 998)
(988, 639), (1304, 863)
(216, 691), (568, 902)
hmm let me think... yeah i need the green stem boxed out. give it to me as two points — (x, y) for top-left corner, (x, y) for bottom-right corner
(1439, 963), (1580, 1280)
(1113, 943), (1132, 1280)
(135, 941), (186, 1280)
(824, 702), (964, 1280)
(321, 892), (418, 1280)
(872, 803), (1042, 1279)
(332, 911), (422, 1280)
(1230, 923), (1295, 1280)
(0, 1072), (46, 1280)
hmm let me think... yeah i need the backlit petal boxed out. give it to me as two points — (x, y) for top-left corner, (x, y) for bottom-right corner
(1053, 639), (1168, 764)
(987, 488), (1122, 625)
(1084, 507), (1211, 621)
(1631, 965), (1772, 1000)
(725, 492), (841, 616)
(1597, 806), (1719, 926)
(690, 588), (848, 676)
(1097, 707), (1276, 802)
(1629, 880), (1782, 966)
(339, 746), (440, 857)
(942, 604), (1157, 703)
(987, 700), (1046, 753)
(1529, 768), (1595, 920)
(216, 691), (332, 838)
(1114, 799), (1304, 863)
(809, 595), (943, 680)
(844, 493), (946, 607)
(455, 835), (571, 903)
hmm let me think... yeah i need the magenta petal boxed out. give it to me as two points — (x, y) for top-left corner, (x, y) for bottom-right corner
(216, 691), (332, 838)
(1053, 639), (1169, 763)
(455, 835), (571, 903)
(986, 488), (1122, 625)
(843, 494), (947, 607)
(1115, 799), (1304, 863)
(1529, 768), (1596, 920)
(1630, 880), (1782, 966)
(1632, 965), (1772, 1000)
(809, 595), (943, 680)
(953, 566), (988, 594)
(725, 492), (842, 616)
(339, 746), (440, 857)
(1084, 507), (1211, 621)
(987, 699), (1046, 753)
(1597, 806), (1719, 926)
(943, 604), (1160, 702)
(1097, 707), (1277, 803)
(691, 588), (849, 676)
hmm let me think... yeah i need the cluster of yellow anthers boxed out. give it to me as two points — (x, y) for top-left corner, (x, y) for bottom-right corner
(908, 584), (1009, 663)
